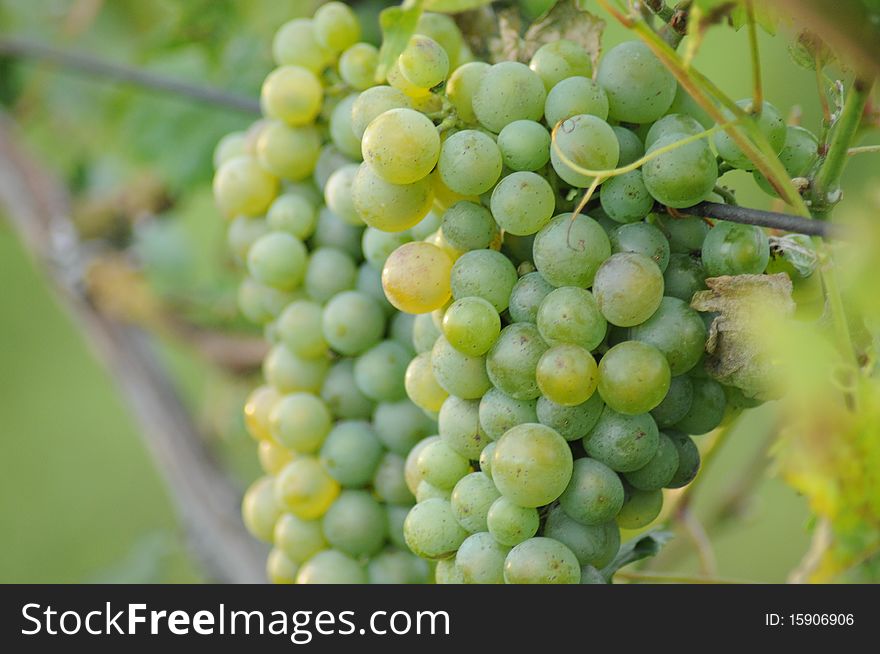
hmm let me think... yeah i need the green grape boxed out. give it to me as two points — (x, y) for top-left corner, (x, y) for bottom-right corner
(486, 323), (549, 400)
(353, 340), (409, 402)
(537, 286), (606, 351)
(543, 506), (620, 568)
(502, 233), (537, 267)
(616, 485), (663, 529)
(442, 297), (501, 357)
(479, 442), (496, 478)
(600, 171), (654, 225)
(642, 133), (718, 208)
(455, 532), (509, 584)
(550, 114), (619, 188)
(257, 439), (293, 475)
(490, 171), (556, 236)
(247, 232), (307, 291)
(227, 216), (269, 262)
(431, 334), (492, 399)
(272, 18), (333, 73)
(324, 164), (362, 225)
(313, 1), (361, 52)
(598, 341), (670, 415)
(275, 457), (340, 520)
(237, 278), (295, 324)
(630, 297), (707, 375)
(665, 430), (701, 488)
(382, 242), (452, 314)
(373, 452), (415, 505)
(472, 61), (547, 133)
(314, 145), (354, 191)
(319, 420), (383, 487)
(492, 423), (572, 507)
(399, 35), (449, 89)
(213, 131), (247, 169)
(486, 496), (539, 546)
(559, 457), (624, 525)
(451, 472), (501, 533)
(701, 221), (770, 276)
(404, 498), (469, 559)
(369, 549), (429, 584)
(533, 214), (611, 288)
(304, 247), (357, 303)
(361, 227), (412, 269)
(497, 120), (551, 172)
(264, 344), (329, 394)
(405, 351), (449, 412)
(714, 100), (786, 170)
(644, 113), (705, 150)
(666, 83), (713, 128)
(362, 108), (440, 185)
(352, 163), (434, 232)
(509, 272), (555, 324)
(446, 61), (489, 124)
(479, 389), (538, 441)
(374, 399), (436, 456)
(597, 41), (676, 123)
(624, 432), (679, 491)
(322, 290), (385, 356)
(439, 395), (492, 459)
(267, 193), (317, 239)
(612, 126), (645, 166)
(434, 557), (465, 584)
(387, 504), (411, 550)
(659, 215), (710, 254)
(412, 312), (442, 353)
(321, 359), (374, 420)
(440, 201), (498, 252)
(267, 547), (299, 584)
(274, 513), (326, 564)
(405, 436), (439, 495)
(351, 86), (412, 139)
(296, 550), (366, 584)
(261, 66), (323, 126)
(322, 490), (386, 558)
(256, 120), (321, 181)
(329, 94), (364, 160)
(584, 408), (659, 473)
(311, 206), (364, 260)
(754, 125), (819, 195)
(339, 42), (379, 91)
(609, 222), (670, 273)
(437, 130), (503, 196)
(673, 377), (726, 434)
(416, 12), (465, 68)
(536, 393), (605, 442)
(242, 476), (281, 542)
(593, 252), (664, 327)
(356, 262), (394, 316)
(416, 436), (471, 490)
(650, 375), (694, 428)
(417, 480), (452, 502)
(663, 253), (707, 302)
(269, 392), (332, 453)
(544, 76), (609, 128)
(503, 537), (580, 584)
(276, 300), (328, 359)
(536, 344), (599, 407)
(244, 385), (279, 442)
(530, 40), (592, 91)
(450, 249), (518, 312)
(213, 155), (278, 217)
(391, 311), (417, 352)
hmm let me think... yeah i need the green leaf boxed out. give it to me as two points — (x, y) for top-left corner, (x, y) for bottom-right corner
(376, 1), (425, 82)
(601, 529), (674, 582)
(788, 30), (836, 71)
(424, 0), (494, 12)
(730, 2), (778, 35)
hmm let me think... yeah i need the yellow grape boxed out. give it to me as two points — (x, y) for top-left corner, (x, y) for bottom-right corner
(274, 457), (340, 520)
(242, 476), (281, 542)
(430, 169), (479, 212)
(425, 229), (466, 262)
(404, 352), (449, 413)
(387, 60), (432, 99)
(361, 108), (440, 184)
(351, 164), (434, 232)
(213, 155), (278, 218)
(382, 242), (453, 314)
(255, 120), (321, 181)
(243, 385), (280, 441)
(261, 66), (323, 126)
(257, 439), (294, 475)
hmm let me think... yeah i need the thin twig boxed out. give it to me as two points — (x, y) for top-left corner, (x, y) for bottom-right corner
(678, 506), (718, 576)
(847, 144), (880, 155)
(0, 37), (261, 114)
(745, 0), (763, 110)
(672, 201), (845, 238)
(614, 570), (758, 584)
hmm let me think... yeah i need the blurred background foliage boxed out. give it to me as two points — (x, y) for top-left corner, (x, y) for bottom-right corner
(0, 0), (876, 582)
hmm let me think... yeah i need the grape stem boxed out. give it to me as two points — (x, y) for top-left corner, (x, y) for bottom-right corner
(0, 37), (261, 114)
(669, 201), (844, 238)
(745, 0), (763, 111)
(847, 144), (880, 155)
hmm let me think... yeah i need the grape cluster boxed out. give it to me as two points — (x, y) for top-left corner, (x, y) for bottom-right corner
(215, 1), (808, 584)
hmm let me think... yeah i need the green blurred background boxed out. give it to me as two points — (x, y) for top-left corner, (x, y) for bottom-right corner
(0, 0), (875, 583)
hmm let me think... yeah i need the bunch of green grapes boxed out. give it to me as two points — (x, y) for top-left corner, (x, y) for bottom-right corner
(215, 1), (814, 584)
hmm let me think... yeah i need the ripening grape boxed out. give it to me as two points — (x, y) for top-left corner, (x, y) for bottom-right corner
(296, 550), (367, 584)
(263, 343), (329, 395)
(754, 125), (819, 195)
(642, 133), (718, 209)
(701, 221), (770, 276)
(584, 408), (660, 473)
(434, 558), (465, 584)
(272, 18), (333, 72)
(305, 247), (357, 302)
(503, 537), (580, 584)
(486, 323), (549, 401)
(536, 392), (605, 442)
(442, 297), (501, 357)
(593, 252), (664, 327)
(543, 506), (620, 568)
(412, 312), (442, 353)
(451, 472), (501, 533)
(612, 126), (645, 166)
(616, 485), (663, 529)
(267, 193), (317, 239)
(399, 35), (450, 90)
(213, 131), (247, 169)
(351, 86), (412, 138)
(600, 171), (654, 225)
(247, 232), (307, 291)
(329, 94), (364, 161)
(339, 42), (379, 91)
(274, 513), (326, 564)
(559, 457), (625, 525)
(645, 113), (705, 150)
(479, 442), (496, 479)
(417, 12), (465, 67)
(666, 430), (701, 488)
(624, 432), (680, 491)
(529, 40), (592, 91)
(439, 395), (491, 460)
(472, 61), (547, 133)
(496, 120), (551, 173)
(274, 457), (341, 520)
(313, 1), (361, 53)
(437, 130), (503, 197)
(441, 201), (498, 252)
(362, 108), (440, 185)
(663, 253), (707, 302)
(353, 340), (410, 402)
(404, 498), (469, 560)
(650, 375), (694, 428)
(322, 491), (386, 558)
(324, 164), (362, 225)
(374, 399), (436, 456)
(536, 344), (599, 407)
(243, 385), (279, 441)
(261, 65), (323, 126)
(361, 228), (411, 270)
(544, 76), (609, 128)
(491, 423), (573, 507)
(609, 222), (670, 273)
(382, 241), (452, 314)
(532, 214), (611, 288)
(714, 100), (786, 170)
(508, 272), (554, 324)
(630, 297), (707, 375)
(321, 359), (374, 420)
(387, 60), (432, 99)
(455, 532), (509, 584)
(431, 335), (492, 400)
(537, 286), (607, 351)
(319, 421), (384, 488)
(550, 114), (619, 188)
(673, 377), (727, 434)
(486, 496), (540, 547)
(490, 171), (556, 236)
(322, 290), (386, 356)
(257, 439), (293, 475)
(450, 249), (518, 312)
(213, 155), (278, 217)
(446, 61), (489, 124)
(269, 392), (332, 453)
(256, 120), (321, 181)
(352, 164), (434, 232)
(276, 300), (328, 359)
(417, 481), (452, 503)
(267, 548), (298, 584)
(405, 352), (449, 412)
(242, 476), (281, 542)
(597, 41), (676, 123)
(314, 145), (355, 192)
(598, 341), (670, 415)
(478, 389), (538, 441)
